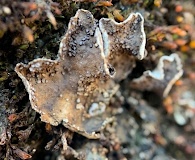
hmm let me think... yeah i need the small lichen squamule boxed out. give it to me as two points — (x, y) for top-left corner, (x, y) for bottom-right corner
(130, 53), (183, 97)
(15, 9), (147, 138)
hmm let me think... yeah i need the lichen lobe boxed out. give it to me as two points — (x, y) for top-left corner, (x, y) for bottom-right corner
(99, 12), (146, 81)
(130, 53), (183, 97)
(15, 9), (146, 138)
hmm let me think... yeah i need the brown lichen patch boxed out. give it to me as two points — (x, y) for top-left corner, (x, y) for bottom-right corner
(130, 53), (183, 97)
(15, 9), (146, 138)
(99, 12), (146, 81)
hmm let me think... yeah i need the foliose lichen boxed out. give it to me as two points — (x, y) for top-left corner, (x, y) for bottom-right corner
(15, 9), (146, 138)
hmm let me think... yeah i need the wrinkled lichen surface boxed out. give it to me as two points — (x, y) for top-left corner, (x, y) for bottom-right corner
(0, 0), (195, 160)
(15, 9), (146, 138)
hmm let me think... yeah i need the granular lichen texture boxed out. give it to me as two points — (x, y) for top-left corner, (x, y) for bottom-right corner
(15, 9), (146, 138)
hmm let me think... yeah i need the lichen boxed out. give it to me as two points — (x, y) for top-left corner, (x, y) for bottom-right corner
(130, 53), (183, 97)
(15, 9), (146, 138)
(99, 12), (146, 81)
